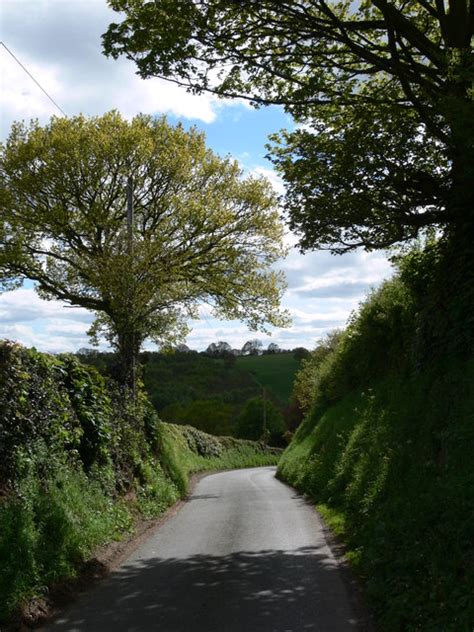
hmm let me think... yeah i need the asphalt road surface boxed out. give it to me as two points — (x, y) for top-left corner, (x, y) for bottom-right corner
(44, 466), (361, 632)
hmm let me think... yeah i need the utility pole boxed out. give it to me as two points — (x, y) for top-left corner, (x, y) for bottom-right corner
(262, 386), (267, 444)
(127, 176), (134, 247)
(127, 175), (136, 400)
(252, 375), (269, 444)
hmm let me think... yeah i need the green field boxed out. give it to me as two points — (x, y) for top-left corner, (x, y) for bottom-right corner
(236, 353), (301, 403)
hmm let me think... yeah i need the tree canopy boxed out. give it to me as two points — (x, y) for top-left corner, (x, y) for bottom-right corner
(236, 396), (285, 443)
(103, 1), (474, 252)
(205, 341), (233, 357)
(0, 112), (289, 385)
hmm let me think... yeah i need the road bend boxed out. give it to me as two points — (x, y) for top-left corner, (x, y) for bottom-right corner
(43, 466), (362, 632)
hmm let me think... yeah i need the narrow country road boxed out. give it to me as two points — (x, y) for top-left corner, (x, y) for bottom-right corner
(44, 467), (361, 632)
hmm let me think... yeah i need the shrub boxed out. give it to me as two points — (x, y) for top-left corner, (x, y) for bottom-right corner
(291, 330), (342, 414)
(0, 343), (81, 485)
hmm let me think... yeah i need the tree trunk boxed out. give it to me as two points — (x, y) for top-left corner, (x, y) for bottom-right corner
(117, 330), (140, 393)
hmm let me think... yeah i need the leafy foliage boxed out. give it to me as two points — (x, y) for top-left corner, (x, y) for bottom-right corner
(0, 343), (97, 484)
(235, 397), (285, 444)
(268, 106), (450, 252)
(291, 330), (342, 414)
(103, 1), (474, 252)
(165, 398), (234, 436)
(1, 112), (289, 385)
(394, 235), (474, 362)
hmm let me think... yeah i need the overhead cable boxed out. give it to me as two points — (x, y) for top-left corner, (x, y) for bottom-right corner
(1, 40), (67, 116)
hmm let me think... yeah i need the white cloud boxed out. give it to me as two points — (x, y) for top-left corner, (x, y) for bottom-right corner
(250, 166), (285, 195)
(0, 319), (90, 354)
(0, 288), (92, 323)
(281, 247), (391, 292)
(0, 288), (95, 352)
(0, 0), (228, 139)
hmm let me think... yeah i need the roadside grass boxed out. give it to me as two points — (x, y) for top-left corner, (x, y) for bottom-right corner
(0, 464), (134, 621)
(158, 422), (281, 496)
(236, 353), (300, 402)
(278, 360), (474, 631)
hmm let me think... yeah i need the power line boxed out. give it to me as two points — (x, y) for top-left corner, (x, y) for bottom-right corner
(1, 41), (67, 117)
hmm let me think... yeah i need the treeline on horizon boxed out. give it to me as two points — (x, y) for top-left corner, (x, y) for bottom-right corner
(76, 339), (310, 359)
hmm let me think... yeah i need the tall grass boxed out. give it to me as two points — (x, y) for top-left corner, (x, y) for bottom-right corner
(158, 422), (280, 495)
(0, 464), (133, 621)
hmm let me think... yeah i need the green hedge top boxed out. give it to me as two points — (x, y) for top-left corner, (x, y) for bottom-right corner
(0, 341), (113, 486)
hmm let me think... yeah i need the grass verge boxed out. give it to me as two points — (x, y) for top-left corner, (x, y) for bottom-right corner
(158, 422), (281, 495)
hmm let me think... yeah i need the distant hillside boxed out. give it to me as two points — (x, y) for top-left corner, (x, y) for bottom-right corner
(236, 353), (300, 402)
(142, 352), (257, 411)
(78, 350), (302, 438)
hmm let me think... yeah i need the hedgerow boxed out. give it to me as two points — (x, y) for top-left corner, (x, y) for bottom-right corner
(0, 341), (279, 623)
(279, 242), (474, 631)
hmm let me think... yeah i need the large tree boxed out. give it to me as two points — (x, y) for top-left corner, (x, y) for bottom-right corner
(103, 1), (474, 253)
(0, 112), (288, 387)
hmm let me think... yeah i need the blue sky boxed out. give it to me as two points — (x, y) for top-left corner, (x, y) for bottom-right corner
(0, 0), (392, 353)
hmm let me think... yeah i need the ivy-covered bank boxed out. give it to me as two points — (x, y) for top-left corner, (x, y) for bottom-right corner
(278, 252), (474, 632)
(0, 341), (279, 624)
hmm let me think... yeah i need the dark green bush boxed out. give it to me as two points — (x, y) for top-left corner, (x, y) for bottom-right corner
(0, 343), (81, 484)
(61, 356), (112, 470)
(235, 396), (285, 443)
(180, 425), (224, 458)
(396, 237), (474, 364)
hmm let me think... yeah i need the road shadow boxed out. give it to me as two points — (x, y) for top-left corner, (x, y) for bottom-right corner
(46, 547), (361, 632)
